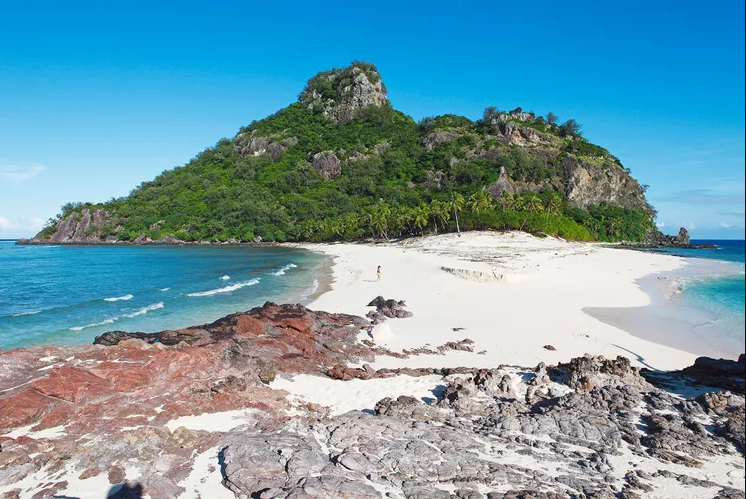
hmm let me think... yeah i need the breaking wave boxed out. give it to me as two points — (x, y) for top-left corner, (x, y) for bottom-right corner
(11, 310), (41, 317)
(104, 294), (134, 302)
(272, 263), (297, 276)
(69, 302), (165, 331)
(187, 278), (260, 297)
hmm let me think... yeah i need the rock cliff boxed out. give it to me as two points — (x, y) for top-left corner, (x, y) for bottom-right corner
(20, 207), (111, 245)
(299, 62), (388, 124)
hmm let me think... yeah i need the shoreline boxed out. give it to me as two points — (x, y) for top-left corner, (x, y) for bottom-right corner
(4, 235), (740, 367)
(302, 254), (336, 303)
(301, 231), (738, 371)
(584, 257), (743, 362)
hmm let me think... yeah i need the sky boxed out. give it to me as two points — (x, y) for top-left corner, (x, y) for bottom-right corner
(1, 0), (744, 239)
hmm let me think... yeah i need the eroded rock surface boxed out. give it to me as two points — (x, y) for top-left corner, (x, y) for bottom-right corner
(311, 151), (342, 180)
(219, 355), (745, 498)
(299, 64), (387, 124)
(1, 302), (743, 499)
(366, 295), (413, 323)
(0, 303), (372, 498)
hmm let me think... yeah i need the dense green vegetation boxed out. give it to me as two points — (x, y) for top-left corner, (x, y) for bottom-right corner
(42, 63), (655, 244)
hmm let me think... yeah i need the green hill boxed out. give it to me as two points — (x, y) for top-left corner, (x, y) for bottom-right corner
(31, 62), (656, 245)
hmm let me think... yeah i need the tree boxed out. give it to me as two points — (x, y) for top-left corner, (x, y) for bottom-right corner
(482, 106), (499, 123)
(513, 194), (527, 212)
(502, 192), (515, 212)
(545, 192), (562, 218)
(468, 188), (493, 214)
(528, 195), (544, 215)
(447, 192), (465, 233)
(608, 218), (622, 240)
(413, 205), (429, 235)
(558, 119), (582, 137)
(370, 205), (391, 239)
(546, 112), (558, 125)
(428, 200), (450, 233)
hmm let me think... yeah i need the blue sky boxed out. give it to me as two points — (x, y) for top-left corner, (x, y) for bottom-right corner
(1, 0), (744, 239)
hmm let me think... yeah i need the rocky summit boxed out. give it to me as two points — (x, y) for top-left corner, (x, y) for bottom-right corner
(0, 302), (743, 498)
(23, 61), (661, 247)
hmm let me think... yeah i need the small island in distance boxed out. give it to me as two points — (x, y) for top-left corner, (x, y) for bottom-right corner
(22, 61), (685, 247)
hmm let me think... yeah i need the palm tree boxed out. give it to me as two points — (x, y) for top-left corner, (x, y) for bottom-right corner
(370, 205), (391, 239)
(429, 200), (451, 233)
(317, 219), (330, 239)
(398, 207), (415, 236)
(513, 194), (527, 212)
(528, 195), (544, 215)
(300, 222), (315, 241)
(413, 205), (429, 235)
(502, 192), (516, 212)
(447, 192), (465, 233)
(608, 218), (622, 240)
(468, 188), (493, 214)
(545, 194), (561, 218)
(343, 213), (359, 237)
(329, 218), (344, 239)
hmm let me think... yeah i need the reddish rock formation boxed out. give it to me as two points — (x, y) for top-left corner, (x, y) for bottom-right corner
(0, 303), (372, 498)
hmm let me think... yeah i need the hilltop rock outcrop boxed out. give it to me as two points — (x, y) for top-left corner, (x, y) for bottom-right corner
(299, 63), (387, 124)
(498, 122), (557, 147)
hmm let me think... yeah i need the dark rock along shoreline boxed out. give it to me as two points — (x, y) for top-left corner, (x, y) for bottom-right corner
(0, 302), (744, 498)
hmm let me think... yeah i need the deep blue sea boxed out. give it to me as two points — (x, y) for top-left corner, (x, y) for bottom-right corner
(647, 239), (745, 351)
(0, 241), (326, 350)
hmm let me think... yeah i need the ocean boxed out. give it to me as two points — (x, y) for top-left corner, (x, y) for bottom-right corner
(0, 241), (326, 350)
(647, 239), (745, 354)
(1, 239), (743, 355)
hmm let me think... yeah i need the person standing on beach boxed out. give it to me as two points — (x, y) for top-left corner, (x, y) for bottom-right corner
(377, 265), (382, 281)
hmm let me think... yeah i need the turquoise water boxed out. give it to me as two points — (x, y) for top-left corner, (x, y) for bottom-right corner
(648, 240), (745, 352)
(0, 241), (325, 350)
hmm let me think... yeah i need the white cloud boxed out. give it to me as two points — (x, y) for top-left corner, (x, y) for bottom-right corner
(656, 222), (666, 228)
(0, 163), (46, 183)
(0, 215), (45, 233)
(720, 221), (733, 228)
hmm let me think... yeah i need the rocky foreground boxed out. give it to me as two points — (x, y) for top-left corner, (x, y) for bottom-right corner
(0, 303), (744, 499)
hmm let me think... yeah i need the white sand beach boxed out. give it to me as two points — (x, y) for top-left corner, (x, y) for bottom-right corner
(302, 231), (707, 372)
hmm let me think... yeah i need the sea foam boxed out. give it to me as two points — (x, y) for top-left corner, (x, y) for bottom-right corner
(11, 310), (41, 317)
(104, 294), (134, 302)
(69, 302), (164, 331)
(187, 279), (260, 297)
(272, 263), (297, 276)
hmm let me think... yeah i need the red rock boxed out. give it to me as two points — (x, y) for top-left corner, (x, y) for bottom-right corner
(31, 366), (114, 403)
(0, 389), (57, 430)
(0, 303), (375, 495)
(236, 315), (266, 337)
(108, 465), (126, 484)
(90, 361), (154, 392)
